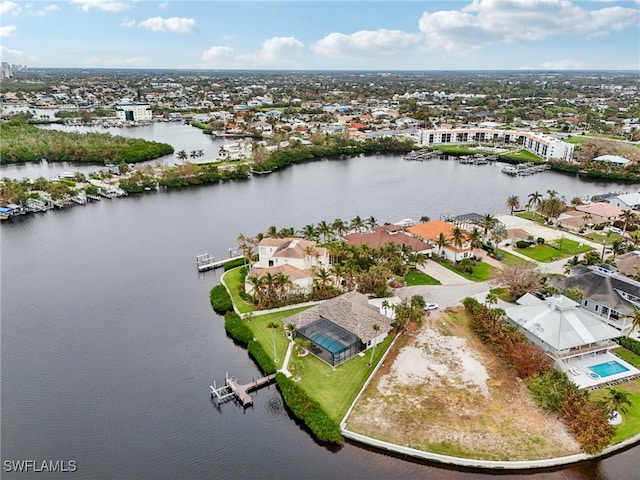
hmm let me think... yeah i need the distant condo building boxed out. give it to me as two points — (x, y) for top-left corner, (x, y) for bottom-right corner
(115, 100), (152, 122)
(418, 127), (574, 161)
(1, 62), (12, 79)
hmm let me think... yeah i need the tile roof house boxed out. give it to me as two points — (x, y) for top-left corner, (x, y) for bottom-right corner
(286, 291), (393, 366)
(550, 264), (639, 335)
(343, 225), (433, 255)
(407, 220), (472, 261)
(614, 251), (640, 278)
(575, 202), (624, 223)
(247, 238), (329, 295)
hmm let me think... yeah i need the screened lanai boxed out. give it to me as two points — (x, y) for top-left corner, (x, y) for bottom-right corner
(297, 316), (363, 367)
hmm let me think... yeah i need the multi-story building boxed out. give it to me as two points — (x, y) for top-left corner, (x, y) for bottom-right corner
(418, 127), (574, 161)
(115, 101), (152, 122)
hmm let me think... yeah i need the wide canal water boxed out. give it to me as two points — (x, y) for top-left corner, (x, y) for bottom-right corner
(2, 123), (639, 479)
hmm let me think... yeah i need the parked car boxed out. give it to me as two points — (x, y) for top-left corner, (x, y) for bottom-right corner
(424, 303), (439, 311)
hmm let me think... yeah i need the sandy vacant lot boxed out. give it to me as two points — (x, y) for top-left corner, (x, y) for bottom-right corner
(346, 310), (580, 461)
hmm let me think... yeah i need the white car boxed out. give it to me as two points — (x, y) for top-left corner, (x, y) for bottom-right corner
(424, 303), (439, 311)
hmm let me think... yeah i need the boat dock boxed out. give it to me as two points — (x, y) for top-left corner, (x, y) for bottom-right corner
(502, 162), (551, 176)
(210, 373), (277, 407)
(196, 253), (244, 272)
(403, 149), (442, 161)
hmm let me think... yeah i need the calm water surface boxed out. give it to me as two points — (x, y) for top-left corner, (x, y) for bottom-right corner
(2, 124), (639, 479)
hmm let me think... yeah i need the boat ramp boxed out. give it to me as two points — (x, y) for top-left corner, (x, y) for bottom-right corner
(210, 373), (277, 407)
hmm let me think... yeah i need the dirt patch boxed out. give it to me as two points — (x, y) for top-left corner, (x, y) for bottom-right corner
(346, 310), (580, 461)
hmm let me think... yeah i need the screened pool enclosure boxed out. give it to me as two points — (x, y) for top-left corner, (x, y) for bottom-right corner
(296, 317), (363, 367)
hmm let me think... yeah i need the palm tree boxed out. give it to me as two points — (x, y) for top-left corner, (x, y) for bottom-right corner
(506, 194), (520, 215)
(419, 215), (430, 223)
(605, 388), (632, 418)
(332, 218), (348, 237)
(621, 209), (636, 236)
(490, 223), (508, 254)
(368, 323), (381, 367)
(299, 223), (318, 241)
(316, 220), (332, 243)
(485, 291), (498, 308)
(481, 214), (496, 243)
(176, 149), (188, 163)
(527, 191), (543, 212)
(546, 189), (558, 199)
(189, 150), (198, 161)
(435, 232), (450, 257)
(350, 215), (365, 233)
(449, 226), (465, 262)
(628, 306), (640, 336)
(266, 225), (278, 238)
(467, 227), (482, 250)
(266, 321), (280, 363)
(366, 215), (377, 232)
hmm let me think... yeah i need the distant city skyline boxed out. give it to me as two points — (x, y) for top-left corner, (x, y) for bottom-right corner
(1, 0), (639, 71)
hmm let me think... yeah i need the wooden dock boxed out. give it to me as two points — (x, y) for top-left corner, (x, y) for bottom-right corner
(210, 373), (277, 407)
(197, 253), (244, 272)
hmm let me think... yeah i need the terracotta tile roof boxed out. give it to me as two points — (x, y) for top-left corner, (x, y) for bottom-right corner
(407, 220), (459, 241)
(259, 237), (326, 259)
(576, 202), (624, 219)
(252, 264), (311, 281)
(343, 226), (432, 252)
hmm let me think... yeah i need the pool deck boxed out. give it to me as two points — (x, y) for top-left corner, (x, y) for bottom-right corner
(563, 352), (640, 390)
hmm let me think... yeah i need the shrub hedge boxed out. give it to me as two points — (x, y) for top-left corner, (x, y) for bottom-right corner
(275, 373), (344, 444)
(210, 285), (233, 314)
(223, 257), (246, 271)
(223, 312), (253, 345)
(618, 336), (640, 355)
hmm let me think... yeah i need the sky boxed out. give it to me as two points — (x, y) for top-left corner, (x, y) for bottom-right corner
(1, 0), (639, 70)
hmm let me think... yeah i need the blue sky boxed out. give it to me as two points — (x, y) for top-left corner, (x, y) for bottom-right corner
(1, 0), (639, 70)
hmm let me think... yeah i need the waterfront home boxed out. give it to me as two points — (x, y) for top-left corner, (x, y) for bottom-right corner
(503, 294), (637, 389)
(575, 202), (624, 224)
(343, 224), (433, 257)
(614, 251), (640, 278)
(550, 264), (639, 335)
(407, 220), (473, 261)
(556, 210), (608, 232)
(286, 291), (393, 367)
(246, 238), (329, 295)
(606, 192), (640, 210)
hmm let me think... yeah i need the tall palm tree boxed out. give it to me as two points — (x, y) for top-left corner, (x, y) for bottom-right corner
(449, 226), (465, 262)
(350, 215), (365, 233)
(366, 216), (377, 232)
(621, 209), (636, 236)
(266, 225), (278, 238)
(628, 306), (640, 336)
(481, 214), (496, 243)
(368, 323), (381, 367)
(467, 227), (482, 250)
(527, 191), (543, 212)
(266, 321), (280, 363)
(546, 189), (559, 200)
(299, 223), (318, 241)
(316, 220), (332, 243)
(490, 223), (508, 254)
(419, 215), (430, 223)
(435, 232), (450, 257)
(506, 194), (520, 215)
(332, 218), (348, 237)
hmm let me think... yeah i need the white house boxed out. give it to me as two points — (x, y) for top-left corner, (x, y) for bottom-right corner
(115, 101), (152, 122)
(247, 238), (330, 295)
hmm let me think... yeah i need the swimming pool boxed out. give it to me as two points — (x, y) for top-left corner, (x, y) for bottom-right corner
(588, 360), (629, 378)
(310, 333), (348, 355)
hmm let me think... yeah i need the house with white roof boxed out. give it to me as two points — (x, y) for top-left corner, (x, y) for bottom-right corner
(594, 155), (630, 167)
(504, 294), (639, 389)
(607, 192), (640, 210)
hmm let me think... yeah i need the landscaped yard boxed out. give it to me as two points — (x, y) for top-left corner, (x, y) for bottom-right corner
(222, 267), (255, 313)
(438, 258), (495, 281)
(512, 238), (592, 263)
(405, 269), (441, 286)
(243, 306), (393, 423)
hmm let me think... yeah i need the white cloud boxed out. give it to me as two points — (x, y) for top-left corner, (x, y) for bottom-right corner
(418, 0), (639, 52)
(121, 16), (136, 28)
(0, 44), (23, 62)
(0, 1), (20, 15)
(0, 25), (16, 37)
(159, 1), (168, 9)
(311, 29), (422, 58)
(70, 0), (131, 13)
(35, 4), (59, 16)
(138, 16), (196, 33)
(202, 37), (304, 68)
(539, 59), (586, 69)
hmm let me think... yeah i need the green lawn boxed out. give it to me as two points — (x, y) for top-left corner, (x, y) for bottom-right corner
(590, 378), (640, 445)
(244, 307), (393, 423)
(438, 259), (495, 281)
(498, 249), (534, 266)
(515, 211), (547, 224)
(498, 149), (543, 162)
(586, 232), (624, 245)
(510, 238), (591, 263)
(405, 269), (441, 286)
(221, 267), (255, 314)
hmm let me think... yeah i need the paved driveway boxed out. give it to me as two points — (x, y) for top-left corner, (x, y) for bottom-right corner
(396, 281), (491, 311)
